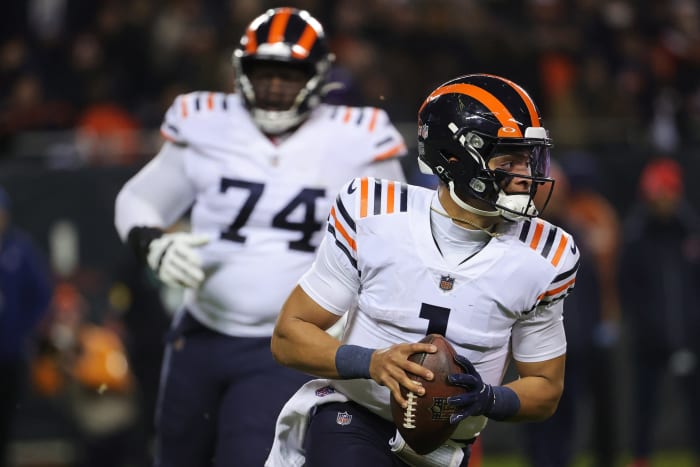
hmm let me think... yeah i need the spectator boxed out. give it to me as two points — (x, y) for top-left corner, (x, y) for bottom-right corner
(0, 185), (53, 467)
(619, 157), (700, 467)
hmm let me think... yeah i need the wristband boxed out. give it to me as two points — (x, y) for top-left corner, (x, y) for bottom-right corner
(127, 226), (164, 263)
(335, 345), (375, 379)
(486, 386), (520, 421)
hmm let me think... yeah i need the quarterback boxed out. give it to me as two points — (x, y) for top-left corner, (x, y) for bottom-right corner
(268, 74), (579, 467)
(114, 7), (406, 467)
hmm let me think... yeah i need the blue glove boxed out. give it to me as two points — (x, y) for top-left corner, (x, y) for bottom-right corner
(447, 354), (520, 423)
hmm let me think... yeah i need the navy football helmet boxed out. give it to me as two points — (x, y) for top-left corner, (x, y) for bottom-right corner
(417, 74), (554, 220)
(232, 8), (334, 134)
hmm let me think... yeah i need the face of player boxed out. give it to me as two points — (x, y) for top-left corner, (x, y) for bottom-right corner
(488, 150), (534, 195)
(246, 60), (311, 111)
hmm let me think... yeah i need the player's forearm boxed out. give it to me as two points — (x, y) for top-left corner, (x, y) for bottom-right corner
(271, 319), (342, 378)
(504, 379), (562, 421)
(271, 287), (344, 378)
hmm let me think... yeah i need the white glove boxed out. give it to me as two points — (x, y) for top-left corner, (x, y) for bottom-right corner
(147, 233), (210, 289)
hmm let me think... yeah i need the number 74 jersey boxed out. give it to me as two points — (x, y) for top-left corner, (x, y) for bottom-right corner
(160, 93), (406, 337)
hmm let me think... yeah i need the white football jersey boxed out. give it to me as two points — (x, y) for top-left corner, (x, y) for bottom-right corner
(299, 177), (580, 439)
(117, 92), (406, 337)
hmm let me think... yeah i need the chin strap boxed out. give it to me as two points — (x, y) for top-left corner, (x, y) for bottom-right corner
(447, 182), (500, 217)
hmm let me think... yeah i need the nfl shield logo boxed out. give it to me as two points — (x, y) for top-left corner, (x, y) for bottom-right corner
(336, 411), (352, 426)
(439, 275), (454, 291)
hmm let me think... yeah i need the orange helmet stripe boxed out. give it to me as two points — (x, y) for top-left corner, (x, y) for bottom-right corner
(421, 83), (523, 137)
(292, 23), (318, 59)
(487, 74), (540, 128)
(268, 8), (292, 44)
(245, 28), (258, 53)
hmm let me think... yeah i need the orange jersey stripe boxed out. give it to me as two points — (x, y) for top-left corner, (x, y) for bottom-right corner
(160, 129), (178, 143)
(342, 107), (353, 123)
(292, 24), (317, 59)
(373, 143), (405, 161)
(207, 93), (214, 110)
(180, 97), (188, 118)
(360, 178), (369, 218)
(529, 221), (544, 250)
(368, 108), (379, 132)
(537, 277), (577, 301)
(268, 9), (292, 44)
(550, 234), (569, 267)
(419, 83), (523, 137)
(330, 207), (357, 251)
(386, 182), (395, 214)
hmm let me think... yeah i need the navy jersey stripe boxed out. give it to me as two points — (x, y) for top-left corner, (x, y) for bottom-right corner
(541, 227), (557, 258)
(553, 257), (580, 282)
(373, 179), (382, 215)
(327, 224), (358, 270)
(356, 109), (364, 125)
(375, 136), (392, 148)
(519, 220), (531, 242)
(335, 195), (356, 232)
(400, 183), (408, 212)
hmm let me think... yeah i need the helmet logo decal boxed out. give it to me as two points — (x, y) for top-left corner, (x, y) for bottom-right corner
(419, 124), (429, 139)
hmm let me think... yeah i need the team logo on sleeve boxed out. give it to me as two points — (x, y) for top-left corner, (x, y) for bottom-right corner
(439, 275), (455, 291)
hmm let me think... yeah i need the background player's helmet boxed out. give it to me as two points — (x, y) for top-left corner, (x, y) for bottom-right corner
(232, 8), (334, 134)
(417, 74), (554, 220)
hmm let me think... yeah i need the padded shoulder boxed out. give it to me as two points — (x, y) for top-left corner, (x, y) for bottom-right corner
(516, 218), (580, 307)
(321, 105), (407, 162)
(160, 92), (238, 145)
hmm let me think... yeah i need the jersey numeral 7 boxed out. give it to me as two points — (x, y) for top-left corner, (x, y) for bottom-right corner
(219, 177), (326, 252)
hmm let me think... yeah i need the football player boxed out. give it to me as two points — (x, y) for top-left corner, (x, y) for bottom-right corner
(114, 7), (406, 467)
(267, 74), (579, 467)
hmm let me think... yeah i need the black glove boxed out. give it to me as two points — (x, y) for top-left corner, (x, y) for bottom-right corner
(446, 354), (495, 424)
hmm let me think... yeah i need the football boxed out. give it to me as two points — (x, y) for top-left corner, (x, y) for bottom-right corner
(389, 334), (465, 455)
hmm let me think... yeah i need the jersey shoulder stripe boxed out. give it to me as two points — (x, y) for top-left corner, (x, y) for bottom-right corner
(516, 218), (581, 308)
(327, 177), (408, 273)
(517, 218), (572, 268)
(324, 105), (407, 162)
(160, 92), (234, 144)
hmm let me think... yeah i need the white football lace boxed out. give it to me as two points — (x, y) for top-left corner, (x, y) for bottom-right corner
(402, 392), (417, 429)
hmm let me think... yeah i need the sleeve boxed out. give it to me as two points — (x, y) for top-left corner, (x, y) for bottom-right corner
(534, 234), (581, 308)
(160, 94), (189, 145)
(511, 300), (567, 362)
(366, 108), (407, 163)
(298, 179), (362, 315)
(114, 141), (197, 240)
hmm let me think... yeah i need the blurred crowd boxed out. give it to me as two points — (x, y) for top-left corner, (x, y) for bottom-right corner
(1, 1), (700, 466)
(2, 0), (700, 166)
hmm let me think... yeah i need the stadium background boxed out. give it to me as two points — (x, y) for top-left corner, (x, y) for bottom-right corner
(1, 0), (699, 465)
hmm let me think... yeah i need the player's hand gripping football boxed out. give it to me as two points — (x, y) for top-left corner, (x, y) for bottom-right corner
(371, 342), (436, 409)
(147, 232), (210, 289)
(446, 354), (495, 424)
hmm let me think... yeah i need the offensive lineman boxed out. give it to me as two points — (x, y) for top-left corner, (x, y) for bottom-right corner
(113, 8), (406, 467)
(267, 74), (580, 467)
